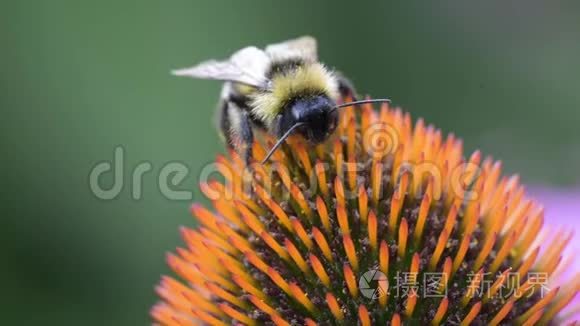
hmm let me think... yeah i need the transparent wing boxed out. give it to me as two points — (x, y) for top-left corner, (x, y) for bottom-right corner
(265, 35), (318, 61)
(172, 46), (270, 88)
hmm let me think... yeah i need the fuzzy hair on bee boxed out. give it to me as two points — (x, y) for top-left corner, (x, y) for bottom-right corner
(251, 62), (340, 126)
(173, 36), (389, 165)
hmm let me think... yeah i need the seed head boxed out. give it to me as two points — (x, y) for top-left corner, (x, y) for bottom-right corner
(153, 100), (579, 325)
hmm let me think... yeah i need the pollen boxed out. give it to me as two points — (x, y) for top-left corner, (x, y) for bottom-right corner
(152, 99), (579, 325)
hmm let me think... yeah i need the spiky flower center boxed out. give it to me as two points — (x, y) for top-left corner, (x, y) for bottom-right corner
(153, 101), (578, 325)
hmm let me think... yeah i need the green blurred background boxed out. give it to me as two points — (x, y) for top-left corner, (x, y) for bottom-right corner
(1, 1), (579, 324)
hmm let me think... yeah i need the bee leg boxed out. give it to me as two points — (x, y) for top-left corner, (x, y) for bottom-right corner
(238, 110), (254, 167)
(336, 72), (359, 101)
(225, 102), (254, 167)
(218, 98), (235, 148)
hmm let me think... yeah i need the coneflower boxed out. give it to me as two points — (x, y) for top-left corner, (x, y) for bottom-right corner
(152, 99), (579, 325)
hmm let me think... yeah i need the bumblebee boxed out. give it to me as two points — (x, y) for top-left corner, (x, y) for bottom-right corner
(173, 36), (389, 164)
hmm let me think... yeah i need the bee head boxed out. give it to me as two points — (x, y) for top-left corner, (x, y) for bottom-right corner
(262, 98), (391, 164)
(277, 95), (338, 144)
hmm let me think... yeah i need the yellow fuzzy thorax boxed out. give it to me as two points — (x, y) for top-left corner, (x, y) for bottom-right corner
(250, 62), (339, 126)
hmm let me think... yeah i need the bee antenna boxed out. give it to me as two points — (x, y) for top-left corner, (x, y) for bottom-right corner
(261, 122), (305, 164)
(330, 98), (392, 112)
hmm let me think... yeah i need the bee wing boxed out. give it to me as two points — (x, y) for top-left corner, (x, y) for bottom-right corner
(265, 35), (318, 61)
(172, 46), (270, 88)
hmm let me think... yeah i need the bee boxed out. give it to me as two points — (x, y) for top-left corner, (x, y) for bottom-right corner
(173, 36), (389, 165)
